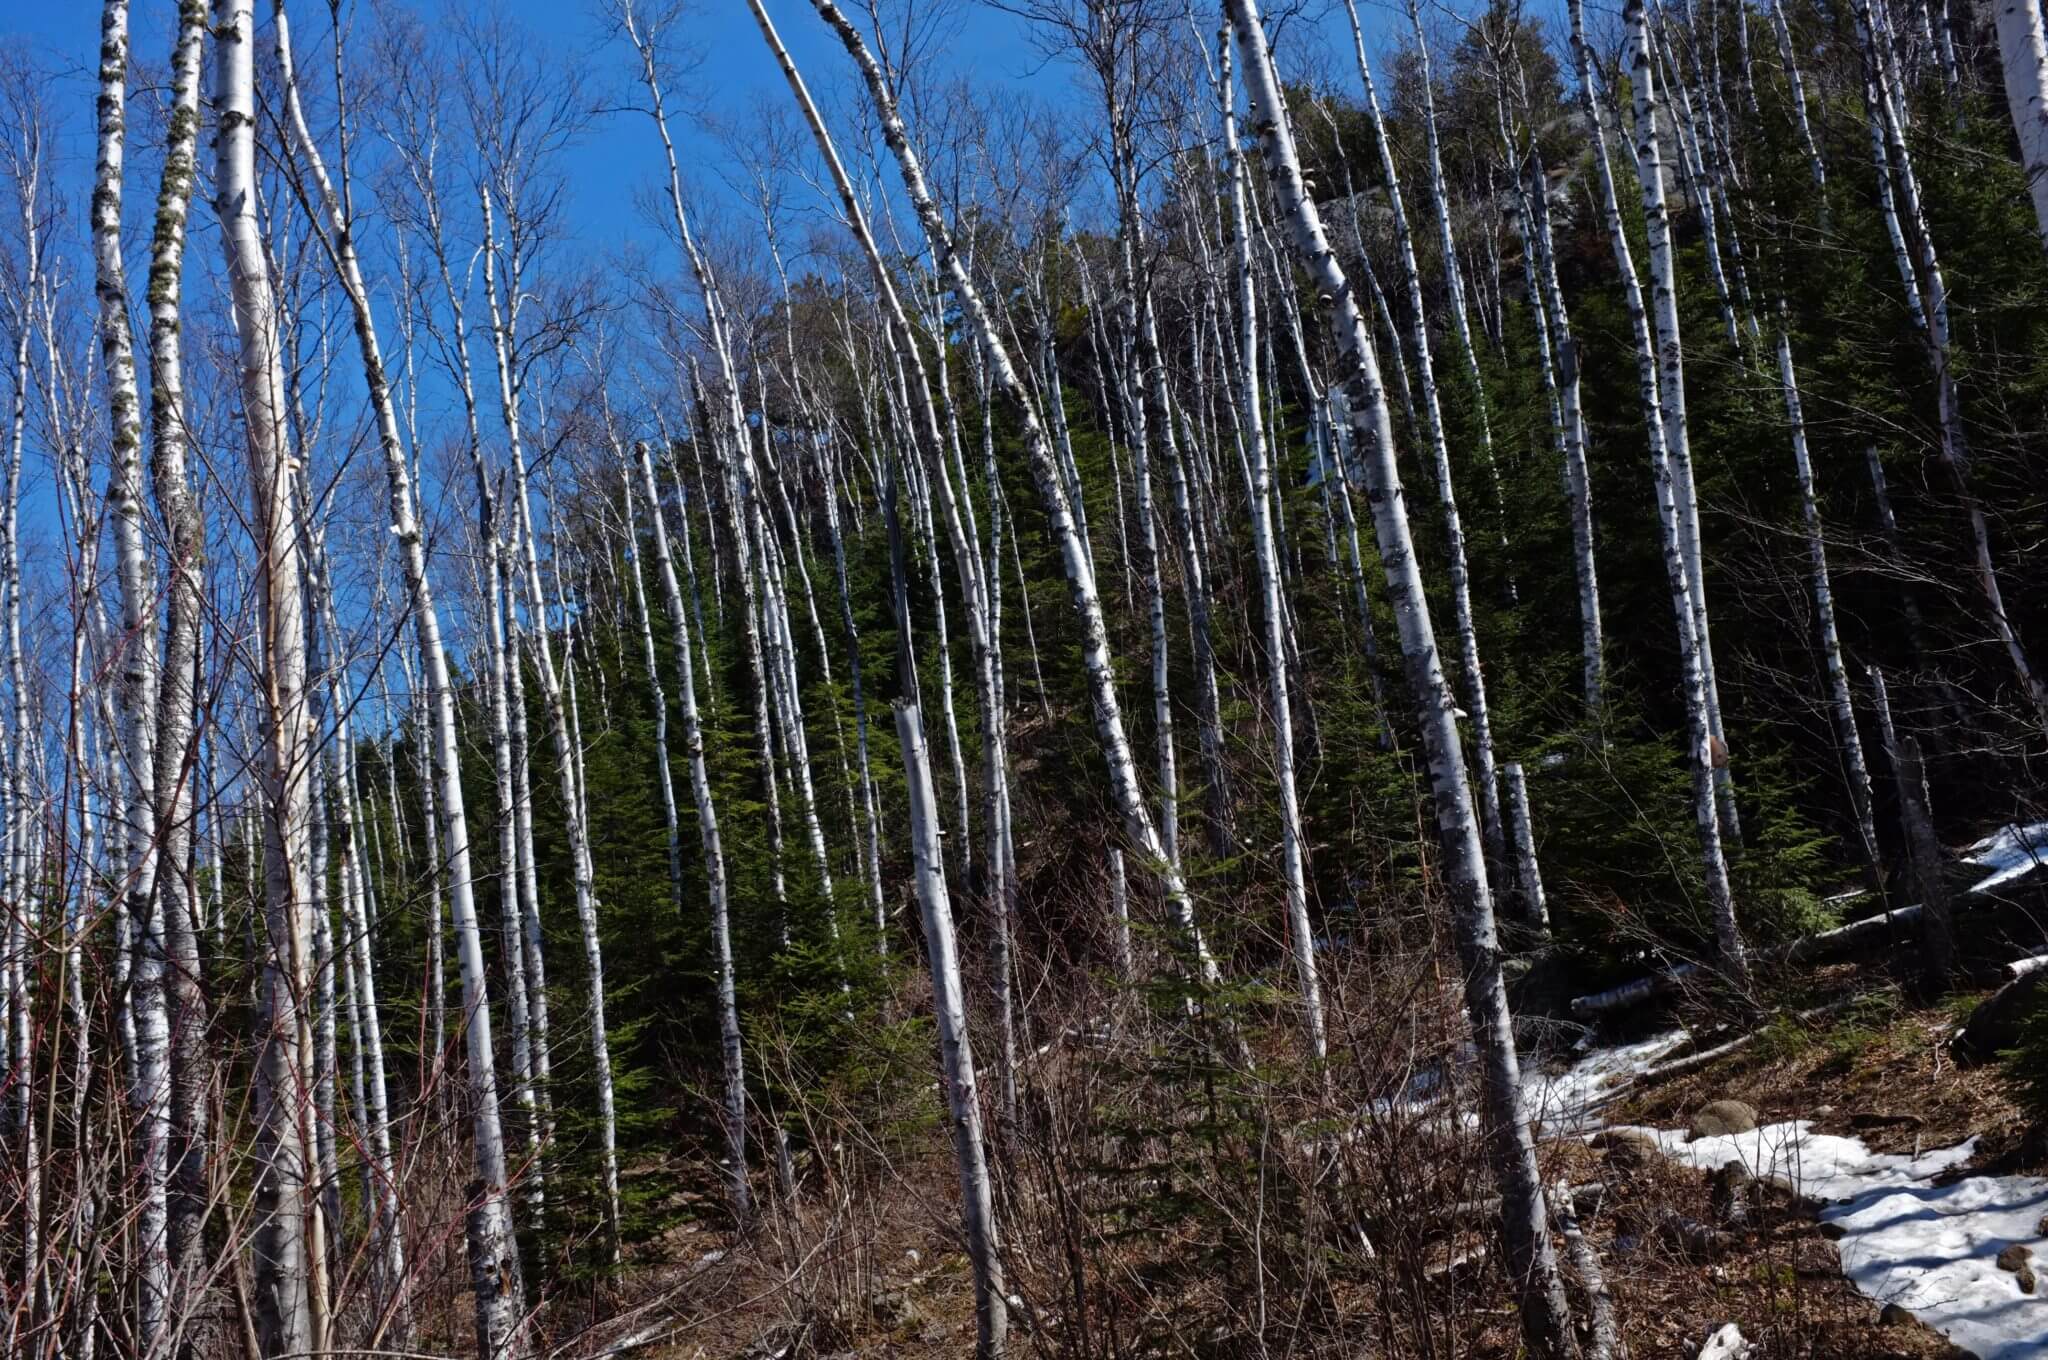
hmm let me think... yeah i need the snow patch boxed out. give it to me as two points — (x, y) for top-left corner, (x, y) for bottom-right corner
(1631, 1120), (2048, 1359)
(1637, 1119), (1977, 1202)
(1828, 1174), (2048, 1360)
(1965, 821), (2048, 896)
(1521, 1029), (1689, 1134)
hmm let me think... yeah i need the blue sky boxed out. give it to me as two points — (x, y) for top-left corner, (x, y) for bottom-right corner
(0, 1), (1400, 258)
(0, 1), (1059, 254)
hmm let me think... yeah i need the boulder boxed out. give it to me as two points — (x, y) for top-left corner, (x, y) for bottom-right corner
(1951, 970), (2048, 1064)
(869, 1288), (925, 1331)
(1591, 1128), (1663, 1169)
(1690, 1099), (1759, 1139)
(1997, 1243), (2037, 1293)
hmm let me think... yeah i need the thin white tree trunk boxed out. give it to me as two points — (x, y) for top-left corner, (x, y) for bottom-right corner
(624, 461), (687, 914)
(1406, 0), (1515, 590)
(802, 0), (1220, 988)
(1225, 6), (1573, 1350)
(1221, 31), (1326, 1059)
(271, 5), (530, 1346)
(632, 439), (752, 1222)
(214, 3), (324, 1348)
(92, 3), (173, 1345)
(1513, 131), (1602, 713)
(1775, 329), (1882, 894)
(1857, 0), (2048, 738)
(1503, 763), (1549, 932)
(1338, 0), (1511, 890)
(896, 701), (1008, 1360)
(1576, 0), (1747, 980)
(1770, 2), (1829, 188)
(1627, 0), (1742, 846)
(142, 0), (211, 1285)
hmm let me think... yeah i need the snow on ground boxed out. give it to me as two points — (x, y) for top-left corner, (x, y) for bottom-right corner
(1965, 821), (2048, 896)
(1828, 1174), (2048, 1360)
(1629, 1120), (2048, 1359)
(1370, 1030), (1694, 1132)
(1521, 1029), (1690, 1134)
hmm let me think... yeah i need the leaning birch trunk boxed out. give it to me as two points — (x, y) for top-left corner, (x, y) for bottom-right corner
(896, 701), (1008, 1360)
(743, 0), (1010, 1002)
(632, 440), (752, 1223)
(1574, 0), (1748, 983)
(479, 205), (621, 1244)
(268, 4), (529, 1347)
(805, 0), (1219, 986)
(1224, 3), (1574, 1350)
(1996, 0), (2048, 254)
(1855, 0), (2048, 740)
(1220, 31), (1326, 1060)
(623, 465), (686, 914)
(142, 0), (211, 1285)
(1770, 0), (1828, 189)
(1406, 0), (1515, 587)
(94, 2), (171, 1345)
(214, 3), (323, 1348)
(1775, 329), (1882, 895)
(1626, 0), (1741, 846)
(1338, 0), (1510, 892)
(1869, 669), (1953, 992)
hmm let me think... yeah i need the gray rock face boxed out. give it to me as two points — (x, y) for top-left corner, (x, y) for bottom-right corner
(1689, 1099), (1759, 1139)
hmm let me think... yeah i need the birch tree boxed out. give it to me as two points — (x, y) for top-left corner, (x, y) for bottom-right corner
(800, 0), (1221, 989)
(214, 2), (325, 1347)
(271, 10), (534, 1345)
(1996, 0), (2048, 253)
(91, 3), (172, 1345)
(1223, 3), (1574, 1349)
(1574, 0), (1747, 981)
(897, 700), (1008, 1359)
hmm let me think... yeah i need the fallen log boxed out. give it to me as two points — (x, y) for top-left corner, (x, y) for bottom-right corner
(1573, 902), (1934, 1017)
(1633, 999), (1860, 1087)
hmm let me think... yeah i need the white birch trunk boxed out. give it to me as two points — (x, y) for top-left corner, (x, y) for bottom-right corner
(1503, 764), (1549, 932)
(896, 701), (1008, 1359)
(1225, 5), (1573, 1349)
(1775, 330), (1882, 894)
(1576, 0), (1748, 981)
(1338, 0), (1511, 890)
(1221, 32), (1326, 1059)
(801, 0), (1219, 988)
(1627, 0), (1742, 847)
(143, 0), (211, 1284)
(1770, 2), (1828, 188)
(93, 3), (173, 1344)
(633, 440), (753, 1222)
(1518, 139), (1603, 714)
(272, 6), (530, 1345)
(214, 3), (323, 1347)
(1857, 0), (2048, 738)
